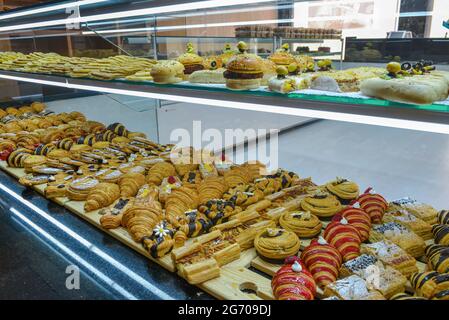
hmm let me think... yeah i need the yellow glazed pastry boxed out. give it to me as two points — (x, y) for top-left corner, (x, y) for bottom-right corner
(300, 189), (342, 218)
(325, 177), (359, 204)
(254, 227), (301, 262)
(279, 210), (322, 238)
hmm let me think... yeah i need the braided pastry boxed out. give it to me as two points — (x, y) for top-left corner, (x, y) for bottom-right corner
(198, 199), (241, 224)
(325, 177), (359, 204)
(323, 217), (361, 262)
(271, 257), (316, 300)
(410, 271), (449, 299)
(356, 187), (388, 223)
(197, 176), (228, 204)
(146, 161), (176, 186)
(99, 198), (131, 229)
(301, 237), (342, 288)
(333, 204), (371, 242)
(223, 184), (264, 208)
(438, 210), (449, 225)
(118, 172), (146, 197)
(433, 224), (449, 246)
(279, 210), (322, 238)
(300, 189), (342, 218)
(254, 228), (301, 262)
(142, 221), (176, 258)
(426, 244), (449, 273)
(253, 176), (282, 195)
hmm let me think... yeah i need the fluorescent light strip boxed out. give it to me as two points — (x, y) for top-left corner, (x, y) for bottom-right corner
(0, 0), (276, 32)
(0, 0), (107, 21)
(0, 73), (447, 134)
(10, 207), (137, 300)
(0, 182), (174, 300)
(82, 19), (294, 35)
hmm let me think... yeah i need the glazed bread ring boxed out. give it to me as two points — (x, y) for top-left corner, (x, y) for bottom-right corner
(254, 228), (301, 262)
(279, 210), (322, 238)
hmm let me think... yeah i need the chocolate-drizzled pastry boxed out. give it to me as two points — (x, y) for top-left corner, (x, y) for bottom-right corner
(433, 224), (449, 246)
(96, 130), (117, 142)
(410, 271), (449, 299)
(7, 147), (32, 167)
(56, 138), (74, 150)
(177, 209), (213, 238)
(390, 293), (427, 300)
(141, 221), (176, 258)
(254, 228), (301, 262)
(77, 134), (96, 146)
(425, 244), (449, 273)
(198, 199), (241, 225)
(34, 143), (56, 156)
(438, 210), (449, 225)
(107, 123), (128, 137)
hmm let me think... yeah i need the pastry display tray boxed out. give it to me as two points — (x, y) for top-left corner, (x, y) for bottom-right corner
(0, 161), (431, 300)
(1, 69), (449, 134)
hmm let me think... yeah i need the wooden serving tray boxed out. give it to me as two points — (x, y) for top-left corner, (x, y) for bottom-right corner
(0, 162), (431, 300)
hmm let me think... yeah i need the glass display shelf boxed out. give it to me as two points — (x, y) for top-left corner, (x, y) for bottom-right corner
(1, 68), (449, 135)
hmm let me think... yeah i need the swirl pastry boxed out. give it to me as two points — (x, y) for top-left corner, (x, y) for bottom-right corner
(67, 176), (99, 201)
(438, 210), (449, 225)
(325, 177), (359, 204)
(300, 189), (342, 218)
(254, 228), (301, 262)
(334, 204), (371, 242)
(197, 176), (228, 204)
(433, 224), (449, 246)
(426, 244), (449, 273)
(410, 271), (449, 299)
(323, 217), (361, 262)
(271, 257), (316, 300)
(301, 237), (342, 288)
(356, 187), (388, 223)
(146, 161), (176, 186)
(279, 210), (322, 238)
(7, 148), (32, 167)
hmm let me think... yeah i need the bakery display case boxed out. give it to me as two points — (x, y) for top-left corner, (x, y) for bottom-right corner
(1, 0), (449, 301)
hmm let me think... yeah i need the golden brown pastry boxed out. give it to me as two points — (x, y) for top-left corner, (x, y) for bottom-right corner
(118, 172), (146, 197)
(84, 182), (120, 212)
(325, 177), (359, 204)
(223, 166), (251, 187)
(300, 189), (342, 218)
(197, 176), (228, 205)
(67, 176), (99, 201)
(254, 227), (301, 262)
(279, 210), (322, 238)
(146, 161), (176, 186)
(165, 186), (199, 226)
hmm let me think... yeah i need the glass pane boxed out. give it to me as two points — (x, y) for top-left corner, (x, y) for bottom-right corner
(400, 0), (434, 13)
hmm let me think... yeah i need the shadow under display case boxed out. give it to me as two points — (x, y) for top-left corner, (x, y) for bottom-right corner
(1, 0), (449, 301)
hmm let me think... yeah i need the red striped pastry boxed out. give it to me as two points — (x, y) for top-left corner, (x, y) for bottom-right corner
(333, 204), (371, 242)
(301, 237), (342, 288)
(323, 217), (362, 262)
(356, 187), (388, 224)
(271, 256), (316, 300)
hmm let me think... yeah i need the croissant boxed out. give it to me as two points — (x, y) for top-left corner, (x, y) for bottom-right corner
(165, 186), (199, 226)
(146, 161), (176, 186)
(356, 187), (388, 223)
(323, 217), (362, 262)
(118, 172), (146, 197)
(301, 237), (342, 288)
(271, 257), (316, 300)
(223, 166), (251, 188)
(174, 163), (199, 177)
(241, 161), (267, 181)
(333, 205), (371, 242)
(426, 244), (449, 273)
(197, 176), (228, 204)
(84, 183), (120, 212)
(99, 198), (131, 229)
(122, 204), (163, 242)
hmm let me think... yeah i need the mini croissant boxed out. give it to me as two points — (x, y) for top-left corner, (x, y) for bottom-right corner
(84, 183), (120, 212)
(119, 172), (146, 197)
